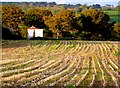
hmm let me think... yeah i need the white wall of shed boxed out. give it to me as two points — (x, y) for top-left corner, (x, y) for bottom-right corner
(28, 30), (34, 38)
(35, 29), (43, 37)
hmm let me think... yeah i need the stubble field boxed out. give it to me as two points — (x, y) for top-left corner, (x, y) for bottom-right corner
(1, 40), (120, 88)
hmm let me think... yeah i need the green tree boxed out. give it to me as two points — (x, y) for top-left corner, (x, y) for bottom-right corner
(24, 7), (53, 28)
(19, 25), (28, 38)
(24, 14), (45, 28)
(80, 4), (88, 11)
(111, 22), (120, 40)
(77, 8), (110, 40)
(113, 22), (120, 33)
(81, 8), (109, 25)
(23, 8), (53, 37)
(74, 7), (82, 13)
(59, 5), (66, 11)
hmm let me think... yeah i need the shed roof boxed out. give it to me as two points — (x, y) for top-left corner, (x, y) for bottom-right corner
(28, 26), (39, 30)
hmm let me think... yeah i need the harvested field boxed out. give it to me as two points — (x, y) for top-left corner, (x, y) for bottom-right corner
(1, 40), (120, 87)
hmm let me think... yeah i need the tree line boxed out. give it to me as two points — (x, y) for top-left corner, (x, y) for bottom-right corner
(2, 5), (120, 40)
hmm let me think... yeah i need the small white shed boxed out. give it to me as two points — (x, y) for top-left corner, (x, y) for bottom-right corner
(28, 26), (43, 39)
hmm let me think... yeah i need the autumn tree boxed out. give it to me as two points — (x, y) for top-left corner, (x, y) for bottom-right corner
(45, 10), (80, 38)
(26, 7), (52, 17)
(2, 5), (24, 36)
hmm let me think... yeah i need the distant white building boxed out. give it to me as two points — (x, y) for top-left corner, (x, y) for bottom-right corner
(28, 26), (43, 39)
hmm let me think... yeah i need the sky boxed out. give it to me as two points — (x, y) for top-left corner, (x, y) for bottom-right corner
(1, 0), (119, 6)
